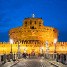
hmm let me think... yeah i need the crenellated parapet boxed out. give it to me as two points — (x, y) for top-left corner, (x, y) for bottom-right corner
(56, 42), (67, 54)
(1, 17), (67, 55)
(48, 42), (67, 54)
(0, 41), (67, 54)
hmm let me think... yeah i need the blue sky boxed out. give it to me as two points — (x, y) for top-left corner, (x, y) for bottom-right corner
(0, 0), (67, 42)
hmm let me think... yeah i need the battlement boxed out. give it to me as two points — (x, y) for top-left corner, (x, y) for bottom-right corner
(0, 17), (66, 55)
(0, 42), (67, 54)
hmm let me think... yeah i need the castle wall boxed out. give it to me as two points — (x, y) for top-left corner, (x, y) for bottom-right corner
(0, 42), (67, 55)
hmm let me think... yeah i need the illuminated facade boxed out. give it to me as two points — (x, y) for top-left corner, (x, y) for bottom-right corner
(0, 42), (67, 54)
(9, 18), (58, 43)
(8, 17), (58, 54)
(0, 16), (67, 55)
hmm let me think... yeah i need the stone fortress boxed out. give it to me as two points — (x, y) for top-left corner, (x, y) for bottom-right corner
(0, 15), (67, 63)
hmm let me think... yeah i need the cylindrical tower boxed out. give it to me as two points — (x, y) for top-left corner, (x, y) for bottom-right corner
(9, 17), (58, 44)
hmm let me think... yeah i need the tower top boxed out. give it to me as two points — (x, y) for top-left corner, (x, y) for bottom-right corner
(32, 14), (35, 18)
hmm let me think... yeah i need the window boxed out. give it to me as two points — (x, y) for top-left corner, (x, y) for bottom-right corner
(35, 21), (36, 24)
(39, 22), (41, 24)
(39, 22), (41, 26)
(25, 21), (27, 27)
(53, 30), (54, 31)
(30, 26), (34, 29)
(25, 21), (27, 24)
(30, 20), (32, 24)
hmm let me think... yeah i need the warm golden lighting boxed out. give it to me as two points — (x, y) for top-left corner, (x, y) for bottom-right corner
(54, 38), (57, 44)
(10, 39), (13, 44)
(0, 17), (67, 55)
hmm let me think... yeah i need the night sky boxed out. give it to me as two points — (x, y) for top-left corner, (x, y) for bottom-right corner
(0, 0), (67, 42)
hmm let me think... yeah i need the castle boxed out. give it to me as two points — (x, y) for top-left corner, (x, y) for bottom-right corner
(0, 15), (67, 63)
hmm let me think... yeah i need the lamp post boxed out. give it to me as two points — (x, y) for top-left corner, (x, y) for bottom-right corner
(41, 47), (43, 55)
(45, 41), (49, 59)
(54, 39), (57, 53)
(3, 44), (6, 63)
(10, 39), (13, 60)
(17, 41), (21, 59)
(53, 38), (57, 60)
(40, 47), (43, 56)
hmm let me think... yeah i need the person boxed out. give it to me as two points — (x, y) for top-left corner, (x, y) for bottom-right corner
(23, 53), (26, 59)
(29, 53), (30, 58)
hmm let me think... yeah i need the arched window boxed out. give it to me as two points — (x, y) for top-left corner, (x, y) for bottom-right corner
(25, 21), (27, 27)
(39, 22), (41, 26)
(35, 21), (36, 24)
(30, 20), (32, 24)
(30, 26), (35, 29)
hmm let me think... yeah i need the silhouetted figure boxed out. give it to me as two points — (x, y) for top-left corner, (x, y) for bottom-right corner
(23, 53), (26, 58)
(29, 54), (30, 58)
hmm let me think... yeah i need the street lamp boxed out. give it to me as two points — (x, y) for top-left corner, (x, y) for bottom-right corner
(10, 39), (13, 60)
(10, 39), (13, 44)
(45, 41), (49, 59)
(53, 38), (57, 60)
(3, 44), (6, 63)
(54, 38), (57, 53)
(17, 41), (21, 59)
(40, 47), (43, 55)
